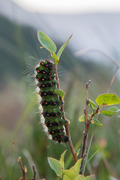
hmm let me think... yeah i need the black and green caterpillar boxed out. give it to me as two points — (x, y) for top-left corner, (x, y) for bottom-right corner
(35, 60), (68, 143)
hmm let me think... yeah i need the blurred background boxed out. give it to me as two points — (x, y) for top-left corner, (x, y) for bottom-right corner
(0, 0), (120, 179)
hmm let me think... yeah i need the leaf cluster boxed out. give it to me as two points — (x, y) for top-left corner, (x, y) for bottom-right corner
(79, 93), (120, 126)
(37, 31), (72, 65)
(48, 151), (95, 180)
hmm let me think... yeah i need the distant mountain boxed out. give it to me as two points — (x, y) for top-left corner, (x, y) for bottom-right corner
(0, 0), (120, 62)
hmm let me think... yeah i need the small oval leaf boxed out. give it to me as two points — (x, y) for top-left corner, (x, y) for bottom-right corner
(100, 106), (120, 116)
(37, 31), (57, 53)
(79, 114), (85, 122)
(55, 89), (65, 99)
(96, 93), (120, 106)
(89, 99), (97, 110)
(57, 34), (72, 59)
(92, 118), (103, 127)
(48, 157), (62, 176)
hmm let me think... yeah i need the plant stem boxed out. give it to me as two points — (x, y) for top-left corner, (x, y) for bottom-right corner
(55, 64), (78, 162)
(79, 80), (91, 174)
(79, 80), (99, 174)
(9, 138), (15, 179)
(32, 165), (37, 180)
(18, 157), (26, 180)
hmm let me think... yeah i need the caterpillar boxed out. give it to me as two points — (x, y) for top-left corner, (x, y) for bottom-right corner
(35, 60), (69, 143)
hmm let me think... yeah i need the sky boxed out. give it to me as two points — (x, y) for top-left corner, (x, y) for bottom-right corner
(12, 0), (120, 14)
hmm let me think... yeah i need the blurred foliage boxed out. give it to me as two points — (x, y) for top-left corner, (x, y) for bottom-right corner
(0, 15), (120, 179)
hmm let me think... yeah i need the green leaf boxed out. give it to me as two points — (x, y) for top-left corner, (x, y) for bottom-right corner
(79, 114), (85, 122)
(75, 175), (95, 180)
(48, 157), (62, 176)
(62, 169), (77, 180)
(57, 34), (72, 59)
(100, 106), (120, 116)
(59, 150), (67, 168)
(85, 175), (95, 180)
(55, 89), (65, 99)
(74, 159), (82, 174)
(63, 175), (70, 180)
(70, 159), (82, 175)
(51, 52), (59, 65)
(92, 118), (103, 127)
(89, 99), (97, 110)
(37, 31), (57, 53)
(96, 93), (120, 106)
(75, 175), (86, 180)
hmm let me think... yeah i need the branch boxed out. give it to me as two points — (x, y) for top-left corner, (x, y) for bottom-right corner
(76, 48), (120, 174)
(18, 157), (26, 180)
(32, 165), (37, 180)
(75, 49), (120, 92)
(79, 80), (91, 174)
(107, 66), (119, 92)
(55, 64), (78, 162)
(79, 80), (99, 174)
(75, 48), (120, 69)
(79, 68), (117, 174)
